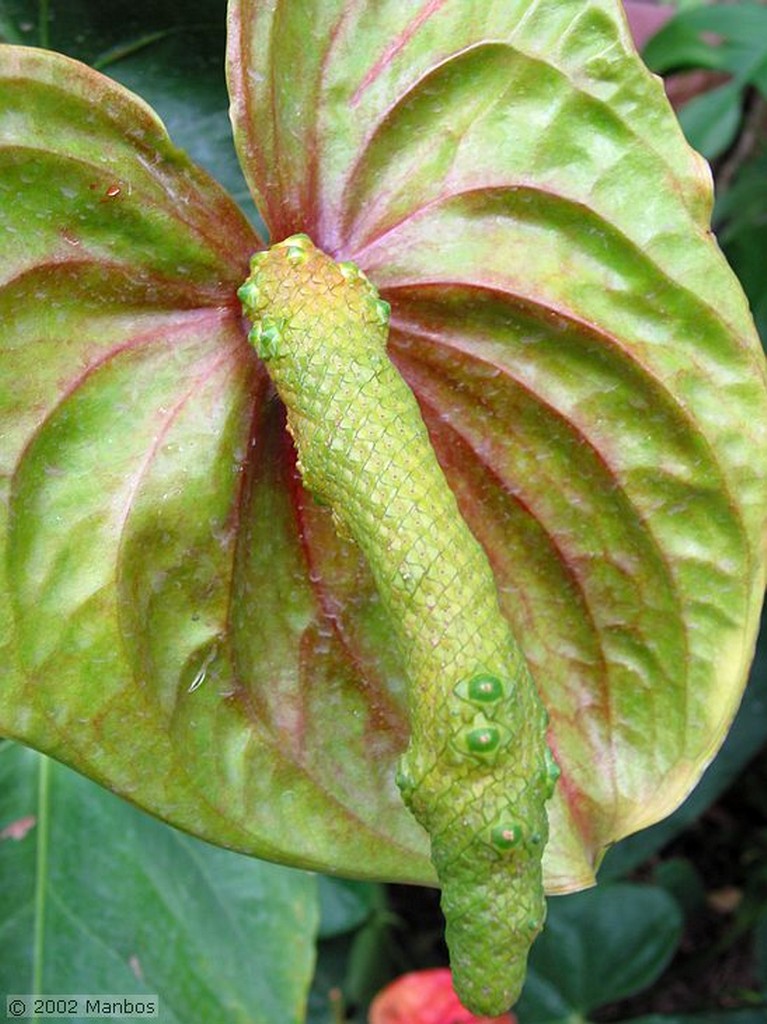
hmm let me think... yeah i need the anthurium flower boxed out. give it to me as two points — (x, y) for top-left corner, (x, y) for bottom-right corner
(1, 0), (766, 953)
(368, 968), (515, 1024)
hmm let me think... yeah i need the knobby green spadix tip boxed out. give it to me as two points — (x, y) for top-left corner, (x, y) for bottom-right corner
(238, 234), (559, 1015)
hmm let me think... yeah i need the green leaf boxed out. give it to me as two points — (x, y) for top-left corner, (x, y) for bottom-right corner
(0, 42), (431, 886)
(652, 857), (706, 917)
(317, 877), (382, 940)
(641, 3), (767, 159)
(599, 612), (767, 879)
(677, 81), (744, 160)
(309, 883), (392, 1024)
(0, 743), (318, 1023)
(227, 0), (767, 890)
(516, 882), (683, 1022)
(629, 1014), (767, 1024)
(643, 3), (767, 80)
(643, 3), (767, 68)
(2, 0), (767, 897)
(757, 913), (767, 996)
(716, 150), (767, 342)
(0, 0), (254, 219)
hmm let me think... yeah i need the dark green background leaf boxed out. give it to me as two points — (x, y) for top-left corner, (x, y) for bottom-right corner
(678, 81), (745, 160)
(716, 149), (767, 343)
(0, 742), (319, 1023)
(516, 883), (683, 1022)
(317, 877), (382, 941)
(630, 1013), (767, 1024)
(309, 882), (393, 1024)
(644, 3), (767, 78)
(0, 0), (256, 221)
(643, 2), (767, 159)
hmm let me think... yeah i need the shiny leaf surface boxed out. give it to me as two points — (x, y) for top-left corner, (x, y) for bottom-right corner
(0, 0), (251, 217)
(227, 0), (767, 888)
(516, 882), (683, 1021)
(0, 43), (430, 883)
(1, 0), (766, 894)
(0, 743), (318, 1023)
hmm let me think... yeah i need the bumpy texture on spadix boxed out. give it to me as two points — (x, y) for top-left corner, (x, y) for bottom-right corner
(238, 234), (557, 1014)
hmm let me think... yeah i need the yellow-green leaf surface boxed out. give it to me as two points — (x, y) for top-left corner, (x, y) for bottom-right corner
(0, 42), (433, 884)
(0, 0), (765, 896)
(227, 0), (767, 889)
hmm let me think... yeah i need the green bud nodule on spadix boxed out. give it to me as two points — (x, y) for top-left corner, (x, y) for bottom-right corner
(238, 234), (555, 1015)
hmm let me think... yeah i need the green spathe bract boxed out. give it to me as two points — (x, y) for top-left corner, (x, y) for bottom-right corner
(0, 0), (766, 1010)
(238, 234), (552, 1013)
